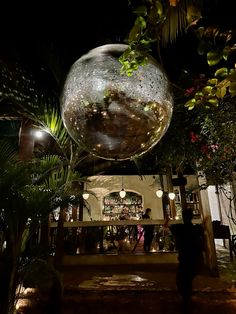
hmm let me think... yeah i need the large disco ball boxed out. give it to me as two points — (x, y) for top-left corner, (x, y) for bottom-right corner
(61, 44), (173, 160)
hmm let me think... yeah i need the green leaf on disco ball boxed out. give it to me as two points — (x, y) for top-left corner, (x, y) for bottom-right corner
(61, 44), (173, 161)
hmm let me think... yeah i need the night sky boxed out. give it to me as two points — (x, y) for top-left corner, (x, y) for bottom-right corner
(1, 0), (236, 93)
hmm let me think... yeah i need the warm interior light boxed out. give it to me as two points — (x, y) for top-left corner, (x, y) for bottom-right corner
(119, 176), (126, 198)
(119, 189), (126, 198)
(156, 189), (163, 198)
(83, 181), (90, 200)
(168, 192), (176, 200)
(82, 192), (89, 200)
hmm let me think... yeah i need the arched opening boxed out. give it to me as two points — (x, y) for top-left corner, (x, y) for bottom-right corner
(103, 191), (143, 220)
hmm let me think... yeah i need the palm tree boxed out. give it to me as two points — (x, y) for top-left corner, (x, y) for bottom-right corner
(0, 131), (87, 313)
(0, 50), (92, 311)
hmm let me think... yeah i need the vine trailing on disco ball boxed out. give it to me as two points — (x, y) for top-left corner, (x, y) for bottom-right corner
(119, 45), (149, 77)
(60, 44), (173, 161)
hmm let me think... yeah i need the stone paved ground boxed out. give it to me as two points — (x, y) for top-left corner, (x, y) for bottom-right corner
(65, 291), (236, 314)
(18, 245), (236, 313)
(19, 289), (236, 314)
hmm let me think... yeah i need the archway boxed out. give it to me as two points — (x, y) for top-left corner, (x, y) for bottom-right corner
(103, 191), (143, 220)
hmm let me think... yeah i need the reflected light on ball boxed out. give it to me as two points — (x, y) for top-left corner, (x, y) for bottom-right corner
(61, 44), (173, 160)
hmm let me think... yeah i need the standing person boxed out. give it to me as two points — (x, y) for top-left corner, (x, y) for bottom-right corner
(142, 208), (154, 252)
(170, 208), (205, 309)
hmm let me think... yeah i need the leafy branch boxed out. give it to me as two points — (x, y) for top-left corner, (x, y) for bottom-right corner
(185, 26), (236, 110)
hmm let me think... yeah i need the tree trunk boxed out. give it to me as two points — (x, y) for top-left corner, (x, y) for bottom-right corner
(71, 181), (80, 254)
(198, 171), (219, 276)
(18, 118), (34, 161)
(0, 233), (22, 314)
(71, 206), (78, 254)
(54, 208), (66, 270)
(40, 216), (50, 260)
(166, 166), (176, 219)
(78, 182), (84, 221)
(177, 169), (187, 211)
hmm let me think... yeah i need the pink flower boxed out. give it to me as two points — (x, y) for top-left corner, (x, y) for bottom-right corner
(210, 144), (219, 152)
(185, 87), (195, 95)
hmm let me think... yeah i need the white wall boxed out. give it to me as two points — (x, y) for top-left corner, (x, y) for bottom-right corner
(218, 183), (236, 235)
(207, 184), (236, 231)
(207, 185), (221, 221)
(83, 175), (164, 221)
(207, 184), (236, 242)
(207, 185), (223, 245)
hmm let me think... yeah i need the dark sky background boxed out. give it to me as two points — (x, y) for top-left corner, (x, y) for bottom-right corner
(1, 0), (236, 174)
(1, 1), (135, 92)
(1, 0), (236, 95)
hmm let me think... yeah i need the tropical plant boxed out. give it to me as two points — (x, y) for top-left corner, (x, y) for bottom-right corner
(120, 0), (236, 185)
(119, 0), (203, 75)
(0, 133), (87, 313)
(0, 45), (97, 311)
(179, 25), (236, 184)
(185, 26), (236, 110)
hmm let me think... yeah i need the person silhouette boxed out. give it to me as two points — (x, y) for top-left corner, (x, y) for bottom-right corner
(142, 208), (154, 252)
(170, 208), (205, 308)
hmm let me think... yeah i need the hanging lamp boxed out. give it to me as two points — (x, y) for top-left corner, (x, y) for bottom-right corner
(156, 189), (163, 198)
(168, 192), (175, 200)
(119, 176), (126, 198)
(82, 182), (89, 200)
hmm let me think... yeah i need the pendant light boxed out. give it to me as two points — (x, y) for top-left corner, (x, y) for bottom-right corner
(168, 192), (175, 200)
(82, 182), (89, 200)
(82, 192), (89, 200)
(119, 176), (126, 198)
(156, 189), (163, 198)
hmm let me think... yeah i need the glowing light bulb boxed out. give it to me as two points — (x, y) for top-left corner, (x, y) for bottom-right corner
(119, 189), (126, 198)
(168, 192), (175, 200)
(34, 130), (44, 139)
(156, 190), (163, 198)
(82, 192), (89, 200)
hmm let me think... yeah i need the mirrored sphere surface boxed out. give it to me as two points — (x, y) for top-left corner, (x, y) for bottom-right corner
(61, 44), (173, 160)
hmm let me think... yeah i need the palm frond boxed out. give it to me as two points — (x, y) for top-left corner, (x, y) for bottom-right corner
(43, 166), (71, 194)
(22, 184), (53, 218)
(32, 155), (63, 175)
(0, 139), (18, 166)
(0, 162), (31, 193)
(1, 57), (74, 158)
(161, 2), (187, 46)
(160, 0), (202, 46)
(39, 105), (71, 152)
